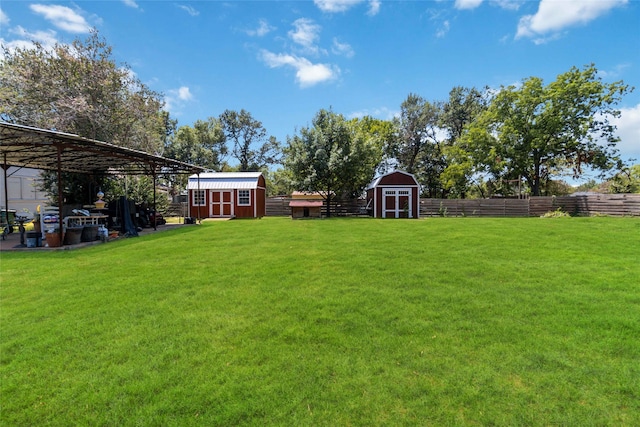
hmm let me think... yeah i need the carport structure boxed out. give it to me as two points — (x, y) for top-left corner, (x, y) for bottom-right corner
(1, 122), (205, 243)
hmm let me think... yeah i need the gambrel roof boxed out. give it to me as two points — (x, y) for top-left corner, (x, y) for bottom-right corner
(366, 170), (419, 190)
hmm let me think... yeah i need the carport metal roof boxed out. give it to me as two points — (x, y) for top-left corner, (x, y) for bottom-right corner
(0, 121), (205, 175)
(1, 121), (206, 239)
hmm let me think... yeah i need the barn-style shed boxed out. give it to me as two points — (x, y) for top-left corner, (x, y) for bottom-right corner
(187, 172), (266, 219)
(366, 171), (420, 219)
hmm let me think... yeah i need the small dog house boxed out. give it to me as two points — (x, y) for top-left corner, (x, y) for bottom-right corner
(289, 191), (323, 219)
(366, 171), (420, 218)
(187, 172), (266, 219)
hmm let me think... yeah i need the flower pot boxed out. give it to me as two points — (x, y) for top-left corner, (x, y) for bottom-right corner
(64, 227), (83, 245)
(81, 225), (99, 242)
(45, 231), (64, 248)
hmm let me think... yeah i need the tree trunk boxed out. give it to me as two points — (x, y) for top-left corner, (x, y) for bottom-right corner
(531, 154), (542, 196)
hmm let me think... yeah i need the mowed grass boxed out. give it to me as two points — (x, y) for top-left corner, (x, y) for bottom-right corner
(1, 217), (638, 426)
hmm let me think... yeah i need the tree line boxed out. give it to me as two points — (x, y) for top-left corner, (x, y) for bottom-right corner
(1, 31), (635, 207)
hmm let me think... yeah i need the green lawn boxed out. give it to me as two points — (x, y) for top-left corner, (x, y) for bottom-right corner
(1, 217), (638, 426)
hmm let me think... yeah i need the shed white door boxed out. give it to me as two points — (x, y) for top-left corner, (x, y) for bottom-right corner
(383, 188), (411, 218)
(210, 190), (233, 217)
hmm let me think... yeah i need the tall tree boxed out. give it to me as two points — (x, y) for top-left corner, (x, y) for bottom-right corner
(0, 30), (171, 205)
(163, 117), (227, 195)
(284, 109), (380, 216)
(463, 64), (632, 196)
(389, 94), (440, 174)
(165, 118), (227, 170)
(440, 86), (488, 198)
(390, 94), (447, 197)
(351, 116), (394, 175)
(0, 30), (168, 153)
(219, 109), (281, 171)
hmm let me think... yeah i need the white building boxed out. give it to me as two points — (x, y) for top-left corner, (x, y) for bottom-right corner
(0, 167), (49, 217)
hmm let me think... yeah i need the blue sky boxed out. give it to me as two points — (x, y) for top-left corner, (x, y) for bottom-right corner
(1, 0), (639, 176)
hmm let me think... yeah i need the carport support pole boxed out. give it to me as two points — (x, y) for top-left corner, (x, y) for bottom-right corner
(197, 173), (201, 224)
(152, 168), (157, 231)
(2, 153), (9, 231)
(56, 144), (64, 244)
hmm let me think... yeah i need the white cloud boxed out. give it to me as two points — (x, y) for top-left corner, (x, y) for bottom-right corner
(455, 0), (484, 10)
(436, 20), (450, 38)
(597, 63), (631, 79)
(246, 19), (275, 37)
(1, 26), (59, 54)
(491, 0), (524, 11)
(349, 107), (398, 120)
(332, 38), (354, 58)
(612, 103), (640, 160)
(122, 0), (139, 9)
(516, 0), (628, 40)
(1, 9), (9, 25)
(367, 0), (381, 16)
(260, 50), (338, 88)
(314, 0), (380, 15)
(177, 86), (193, 101)
(177, 5), (199, 16)
(288, 18), (322, 54)
(164, 86), (194, 113)
(456, 0), (524, 11)
(314, 0), (362, 13)
(30, 4), (90, 33)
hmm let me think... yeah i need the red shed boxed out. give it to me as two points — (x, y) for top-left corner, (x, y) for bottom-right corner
(366, 170), (420, 218)
(187, 172), (266, 219)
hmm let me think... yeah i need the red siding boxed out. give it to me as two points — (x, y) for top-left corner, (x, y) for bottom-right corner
(378, 171), (418, 186)
(256, 187), (266, 217)
(188, 186), (266, 219)
(367, 171), (420, 219)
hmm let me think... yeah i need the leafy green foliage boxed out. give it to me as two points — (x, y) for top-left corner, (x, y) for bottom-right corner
(265, 168), (295, 197)
(609, 164), (640, 194)
(388, 89), (487, 198)
(440, 87), (489, 198)
(540, 207), (571, 218)
(105, 175), (169, 212)
(463, 64), (632, 196)
(1, 30), (172, 206)
(0, 30), (168, 152)
(389, 93), (438, 174)
(219, 109), (281, 171)
(163, 118), (228, 194)
(285, 109), (382, 211)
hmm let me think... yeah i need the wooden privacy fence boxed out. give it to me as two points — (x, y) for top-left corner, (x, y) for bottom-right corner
(267, 194), (640, 217)
(266, 198), (367, 217)
(420, 194), (640, 217)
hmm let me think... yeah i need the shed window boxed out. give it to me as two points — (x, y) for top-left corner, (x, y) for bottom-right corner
(238, 190), (250, 206)
(193, 190), (205, 206)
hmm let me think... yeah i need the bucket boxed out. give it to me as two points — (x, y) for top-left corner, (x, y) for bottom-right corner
(64, 227), (83, 245)
(26, 231), (40, 248)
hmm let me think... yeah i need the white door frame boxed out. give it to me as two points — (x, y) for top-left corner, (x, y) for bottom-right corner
(209, 190), (234, 217)
(382, 188), (412, 218)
